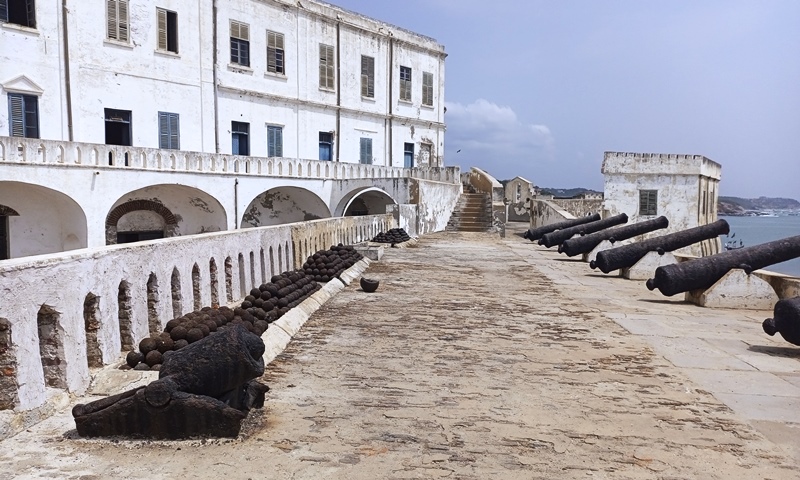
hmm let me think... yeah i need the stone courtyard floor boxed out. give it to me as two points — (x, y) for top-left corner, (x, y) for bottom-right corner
(1, 226), (799, 479)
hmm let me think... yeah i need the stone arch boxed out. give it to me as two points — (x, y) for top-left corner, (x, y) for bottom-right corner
(171, 267), (182, 318)
(105, 185), (227, 245)
(105, 199), (177, 245)
(37, 305), (66, 389)
(0, 318), (19, 410)
(0, 182), (88, 258)
(84, 293), (102, 368)
(335, 187), (398, 217)
(224, 257), (233, 303)
(241, 187), (331, 227)
(192, 264), (202, 311)
(117, 281), (134, 351)
(209, 258), (219, 307)
(146, 273), (160, 334)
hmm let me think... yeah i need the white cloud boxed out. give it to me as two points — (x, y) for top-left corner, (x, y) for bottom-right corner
(444, 99), (555, 180)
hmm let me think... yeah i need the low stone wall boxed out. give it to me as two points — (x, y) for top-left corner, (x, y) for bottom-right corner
(0, 214), (394, 413)
(413, 180), (462, 235)
(550, 199), (604, 218)
(529, 199), (576, 229)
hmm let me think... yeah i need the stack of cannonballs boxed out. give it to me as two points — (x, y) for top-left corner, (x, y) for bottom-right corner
(301, 244), (363, 282)
(125, 306), (261, 371)
(125, 270), (322, 371)
(242, 270), (321, 323)
(371, 228), (411, 244)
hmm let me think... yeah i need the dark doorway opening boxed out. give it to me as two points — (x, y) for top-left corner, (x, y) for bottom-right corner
(0, 216), (8, 260)
(105, 109), (132, 165)
(117, 230), (164, 244)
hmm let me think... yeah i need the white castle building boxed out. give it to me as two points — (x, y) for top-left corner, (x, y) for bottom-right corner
(0, 0), (460, 432)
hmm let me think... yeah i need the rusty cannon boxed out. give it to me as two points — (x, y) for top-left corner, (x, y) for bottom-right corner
(523, 213), (601, 242)
(73, 324), (270, 439)
(539, 213), (628, 248)
(559, 216), (669, 257)
(590, 219), (730, 273)
(646, 234), (800, 297)
(763, 297), (800, 346)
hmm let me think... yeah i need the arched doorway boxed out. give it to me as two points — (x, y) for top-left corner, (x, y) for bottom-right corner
(335, 187), (397, 217)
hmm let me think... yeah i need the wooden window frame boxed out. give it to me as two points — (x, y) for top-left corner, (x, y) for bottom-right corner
(230, 20), (250, 67)
(0, 0), (37, 28)
(266, 30), (285, 75)
(7, 93), (39, 139)
(359, 137), (373, 165)
(319, 43), (335, 91)
(158, 112), (180, 150)
(360, 55), (375, 98)
(639, 190), (658, 216)
(156, 8), (178, 54)
(107, 0), (130, 43)
(267, 125), (283, 158)
(399, 66), (412, 102)
(422, 72), (433, 106)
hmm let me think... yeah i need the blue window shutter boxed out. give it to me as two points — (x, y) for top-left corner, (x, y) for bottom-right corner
(276, 127), (282, 157)
(23, 95), (38, 138)
(359, 138), (366, 163)
(158, 112), (169, 148)
(25, 0), (35, 28)
(8, 94), (24, 137)
(169, 113), (179, 150)
(0, 0), (8, 22)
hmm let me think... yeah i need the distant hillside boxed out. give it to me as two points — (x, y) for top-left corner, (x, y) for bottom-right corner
(719, 196), (800, 214)
(540, 187), (603, 198)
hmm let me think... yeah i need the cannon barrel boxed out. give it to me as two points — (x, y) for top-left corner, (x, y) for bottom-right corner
(763, 297), (800, 346)
(539, 213), (628, 248)
(590, 219), (730, 273)
(523, 213), (601, 241)
(646, 234), (800, 296)
(559, 216), (669, 257)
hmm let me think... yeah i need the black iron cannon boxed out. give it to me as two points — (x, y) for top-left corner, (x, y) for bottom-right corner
(539, 213), (628, 248)
(523, 213), (601, 242)
(73, 324), (269, 439)
(590, 219), (730, 273)
(559, 216), (669, 257)
(646, 234), (800, 297)
(763, 297), (800, 346)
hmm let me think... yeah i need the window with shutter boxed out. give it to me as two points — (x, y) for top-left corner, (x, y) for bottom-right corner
(359, 138), (372, 165)
(156, 8), (178, 53)
(267, 126), (283, 157)
(638, 190), (658, 216)
(399, 66), (412, 102)
(422, 72), (433, 106)
(403, 142), (414, 168)
(267, 31), (285, 74)
(230, 20), (250, 66)
(0, 0), (37, 28)
(360, 55), (374, 98)
(231, 121), (249, 155)
(319, 44), (335, 91)
(319, 132), (332, 161)
(7, 93), (38, 138)
(158, 112), (180, 149)
(107, 0), (129, 42)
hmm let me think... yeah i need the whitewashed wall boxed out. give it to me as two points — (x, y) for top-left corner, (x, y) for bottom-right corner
(602, 152), (723, 256)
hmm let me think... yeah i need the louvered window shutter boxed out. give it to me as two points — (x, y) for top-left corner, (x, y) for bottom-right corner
(159, 113), (169, 148)
(107, 0), (117, 39)
(275, 128), (282, 157)
(118, 0), (129, 41)
(25, 0), (35, 27)
(157, 9), (167, 50)
(8, 94), (24, 137)
(0, 0), (8, 23)
(169, 114), (179, 150)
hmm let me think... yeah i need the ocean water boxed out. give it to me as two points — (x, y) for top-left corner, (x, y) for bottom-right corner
(719, 215), (800, 277)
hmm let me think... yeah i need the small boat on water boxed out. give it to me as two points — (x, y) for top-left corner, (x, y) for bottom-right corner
(724, 232), (744, 251)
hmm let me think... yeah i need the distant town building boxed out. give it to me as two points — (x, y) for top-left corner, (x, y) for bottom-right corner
(504, 176), (536, 221)
(601, 152), (722, 256)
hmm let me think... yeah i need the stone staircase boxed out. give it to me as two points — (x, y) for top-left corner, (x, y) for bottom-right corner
(445, 186), (494, 232)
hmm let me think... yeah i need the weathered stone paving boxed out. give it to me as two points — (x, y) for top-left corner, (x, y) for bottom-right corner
(0, 229), (797, 479)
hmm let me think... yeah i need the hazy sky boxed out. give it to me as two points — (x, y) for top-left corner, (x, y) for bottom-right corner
(332, 0), (800, 198)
